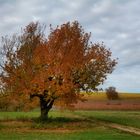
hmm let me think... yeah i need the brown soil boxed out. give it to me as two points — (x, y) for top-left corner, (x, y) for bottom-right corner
(74, 99), (140, 110)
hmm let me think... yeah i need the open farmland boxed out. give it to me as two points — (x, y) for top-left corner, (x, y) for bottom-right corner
(74, 93), (140, 110)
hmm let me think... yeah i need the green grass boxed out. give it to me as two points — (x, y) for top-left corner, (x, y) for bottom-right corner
(0, 111), (140, 128)
(75, 111), (140, 129)
(0, 127), (140, 140)
(0, 111), (140, 140)
(0, 112), (40, 120)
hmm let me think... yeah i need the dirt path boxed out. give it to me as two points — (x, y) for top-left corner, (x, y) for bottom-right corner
(101, 121), (140, 135)
(73, 113), (140, 135)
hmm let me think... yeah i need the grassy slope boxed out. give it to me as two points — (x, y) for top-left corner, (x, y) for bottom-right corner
(119, 93), (140, 100)
(0, 111), (140, 140)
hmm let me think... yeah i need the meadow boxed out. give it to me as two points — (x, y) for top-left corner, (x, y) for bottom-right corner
(0, 93), (140, 140)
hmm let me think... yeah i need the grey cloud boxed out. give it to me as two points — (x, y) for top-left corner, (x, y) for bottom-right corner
(102, 65), (140, 92)
(0, 0), (140, 92)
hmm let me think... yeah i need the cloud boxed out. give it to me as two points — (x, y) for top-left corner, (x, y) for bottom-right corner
(103, 65), (140, 93)
(0, 0), (140, 92)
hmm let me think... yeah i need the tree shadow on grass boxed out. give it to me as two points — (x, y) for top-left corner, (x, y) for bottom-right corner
(0, 115), (98, 130)
(33, 116), (85, 123)
(30, 116), (97, 129)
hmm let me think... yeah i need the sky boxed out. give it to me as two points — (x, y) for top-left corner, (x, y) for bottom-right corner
(0, 0), (140, 93)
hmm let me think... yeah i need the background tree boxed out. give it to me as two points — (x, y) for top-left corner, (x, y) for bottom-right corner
(0, 21), (117, 119)
(106, 86), (119, 100)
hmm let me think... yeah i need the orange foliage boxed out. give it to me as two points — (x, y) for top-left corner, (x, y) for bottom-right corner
(0, 21), (117, 118)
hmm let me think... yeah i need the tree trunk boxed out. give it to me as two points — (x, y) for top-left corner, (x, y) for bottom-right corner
(30, 93), (55, 120)
(40, 96), (54, 120)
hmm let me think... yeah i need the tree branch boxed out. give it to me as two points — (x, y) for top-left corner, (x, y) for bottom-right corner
(48, 99), (55, 109)
(30, 93), (43, 99)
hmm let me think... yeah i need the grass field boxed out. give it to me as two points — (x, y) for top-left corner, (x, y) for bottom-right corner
(0, 128), (139, 140)
(0, 93), (140, 139)
(0, 110), (140, 140)
(74, 110), (140, 128)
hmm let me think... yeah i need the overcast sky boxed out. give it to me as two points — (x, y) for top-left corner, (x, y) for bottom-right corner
(0, 0), (140, 93)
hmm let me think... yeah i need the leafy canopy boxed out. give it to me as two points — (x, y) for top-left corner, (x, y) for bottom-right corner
(0, 21), (117, 109)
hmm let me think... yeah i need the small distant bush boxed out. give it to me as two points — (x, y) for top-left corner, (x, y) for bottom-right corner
(105, 86), (119, 100)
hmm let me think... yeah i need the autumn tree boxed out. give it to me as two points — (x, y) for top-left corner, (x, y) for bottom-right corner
(0, 21), (117, 119)
(106, 86), (119, 100)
